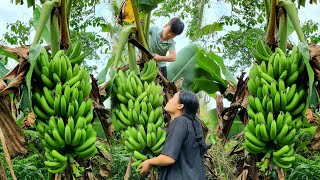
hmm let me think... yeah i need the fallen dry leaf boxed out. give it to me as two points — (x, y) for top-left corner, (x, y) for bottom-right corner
(21, 112), (36, 129)
(0, 127), (17, 180)
(0, 97), (28, 157)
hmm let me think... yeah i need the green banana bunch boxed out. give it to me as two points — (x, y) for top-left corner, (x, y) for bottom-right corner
(44, 149), (68, 174)
(140, 60), (159, 82)
(31, 47), (97, 175)
(272, 144), (295, 169)
(246, 43), (309, 170)
(65, 41), (89, 66)
(111, 65), (166, 171)
(251, 39), (273, 63)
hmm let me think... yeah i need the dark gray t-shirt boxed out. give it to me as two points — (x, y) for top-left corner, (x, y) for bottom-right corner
(159, 116), (206, 180)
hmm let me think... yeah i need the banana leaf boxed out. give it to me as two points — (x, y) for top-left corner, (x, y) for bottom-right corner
(168, 44), (236, 94)
(32, 5), (51, 44)
(167, 44), (200, 89)
(0, 46), (18, 62)
(0, 61), (9, 78)
(298, 43), (318, 110)
(24, 44), (42, 112)
(97, 55), (115, 85)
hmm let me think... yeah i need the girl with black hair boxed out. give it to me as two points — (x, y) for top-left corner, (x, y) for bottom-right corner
(138, 90), (207, 180)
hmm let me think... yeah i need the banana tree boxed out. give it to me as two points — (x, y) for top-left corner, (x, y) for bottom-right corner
(240, 0), (319, 179)
(1, 0), (103, 179)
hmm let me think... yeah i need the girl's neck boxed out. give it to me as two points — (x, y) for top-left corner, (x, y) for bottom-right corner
(170, 111), (183, 121)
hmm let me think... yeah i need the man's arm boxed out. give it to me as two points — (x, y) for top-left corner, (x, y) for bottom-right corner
(153, 49), (176, 62)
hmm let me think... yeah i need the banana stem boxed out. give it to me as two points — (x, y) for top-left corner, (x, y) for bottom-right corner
(66, 0), (72, 24)
(32, 1), (57, 46)
(266, 0), (277, 45)
(264, 0), (271, 22)
(278, 7), (287, 53)
(144, 12), (151, 45)
(128, 43), (139, 74)
(60, 0), (71, 48)
(50, 8), (60, 57)
(130, 0), (149, 61)
(279, 0), (306, 44)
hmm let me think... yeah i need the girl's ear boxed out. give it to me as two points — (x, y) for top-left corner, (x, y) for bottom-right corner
(177, 104), (184, 110)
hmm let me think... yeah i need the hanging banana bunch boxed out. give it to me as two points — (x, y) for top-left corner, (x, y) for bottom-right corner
(245, 40), (308, 170)
(111, 60), (166, 172)
(32, 43), (95, 176)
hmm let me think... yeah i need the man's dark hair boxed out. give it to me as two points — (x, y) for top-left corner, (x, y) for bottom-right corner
(168, 17), (184, 35)
(178, 90), (199, 118)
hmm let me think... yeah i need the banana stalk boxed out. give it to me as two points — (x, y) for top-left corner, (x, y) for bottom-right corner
(32, 0), (57, 46)
(266, 0), (277, 45)
(278, 7), (287, 53)
(264, 0), (271, 21)
(128, 43), (139, 74)
(50, 8), (60, 57)
(279, 0), (306, 43)
(130, 0), (149, 61)
(114, 25), (135, 67)
(144, 12), (151, 45)
(66, 0), (73, 24)
(60, 0), (71, 48)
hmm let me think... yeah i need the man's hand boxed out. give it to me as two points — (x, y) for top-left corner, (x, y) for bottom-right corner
(153, 54), (161, 61)
(137, 159), (152, 175)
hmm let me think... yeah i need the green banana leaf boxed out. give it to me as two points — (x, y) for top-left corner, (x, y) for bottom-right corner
(32, 5), (51, 44)
(0, 61), (9, 78)
(193, 78), (220, 94)
(97, 55), (115, 85)
(136, 0), (165, 14)
(168, 44), (236, 95)
(24, 44), (42, 113)
(20, 82), (31, 112)
(0, 46), (18, 62)
(298, 43), (318, 110)
(167, 44), (200, 88)
(206, 51), (236, 84)
(196, 52), (227, 88)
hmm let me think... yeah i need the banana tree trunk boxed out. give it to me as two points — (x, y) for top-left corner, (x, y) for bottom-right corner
(266, 0), (277, 45)
(131, 0), (149, 61)
(60, 0), (71, 48)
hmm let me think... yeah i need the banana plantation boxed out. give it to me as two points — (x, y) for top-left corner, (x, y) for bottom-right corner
(0, 0), (320, 179)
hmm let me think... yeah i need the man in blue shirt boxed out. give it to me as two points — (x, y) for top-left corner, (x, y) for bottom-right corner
(149, 17), (184, 78)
